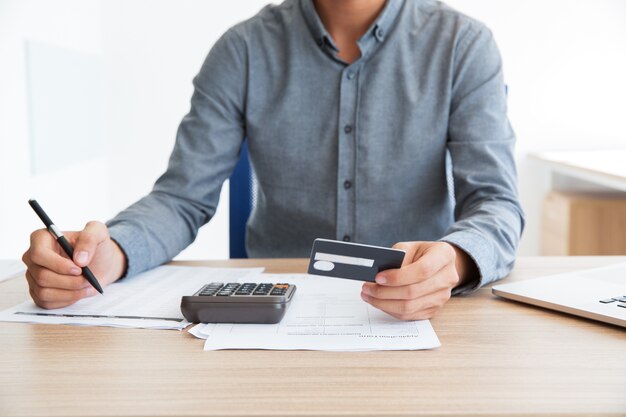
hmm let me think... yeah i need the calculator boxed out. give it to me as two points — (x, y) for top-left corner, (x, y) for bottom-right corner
(180, 282), (297, 324)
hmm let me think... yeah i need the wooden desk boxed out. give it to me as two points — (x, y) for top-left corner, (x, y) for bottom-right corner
(1, 257), (625, 417)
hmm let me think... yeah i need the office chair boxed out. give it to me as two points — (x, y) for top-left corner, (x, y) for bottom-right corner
(229, 141), (254, 258)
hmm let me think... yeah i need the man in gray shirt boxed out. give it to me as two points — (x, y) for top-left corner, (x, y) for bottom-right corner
(22, 0), (524, 321)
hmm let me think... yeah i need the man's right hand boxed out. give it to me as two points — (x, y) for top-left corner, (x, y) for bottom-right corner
(22, 221), (127, 309)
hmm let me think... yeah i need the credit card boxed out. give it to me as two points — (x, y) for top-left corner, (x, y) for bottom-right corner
(307, 238), (406, 282)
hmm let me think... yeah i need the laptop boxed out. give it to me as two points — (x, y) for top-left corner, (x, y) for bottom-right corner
(492, 262), (626, 328)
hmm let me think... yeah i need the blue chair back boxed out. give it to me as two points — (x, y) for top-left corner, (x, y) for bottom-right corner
(229, 141), (253, 258)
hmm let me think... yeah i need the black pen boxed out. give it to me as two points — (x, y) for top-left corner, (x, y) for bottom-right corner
(28, 199), (104, 294)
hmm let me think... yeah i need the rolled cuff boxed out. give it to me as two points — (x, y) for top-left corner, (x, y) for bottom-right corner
(107, 222), (151, 279)
(439, 229), (497, 295)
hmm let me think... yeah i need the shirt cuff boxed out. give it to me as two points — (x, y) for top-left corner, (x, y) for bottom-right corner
(107, 222), (150, 279)
(439, 229), (496, 295)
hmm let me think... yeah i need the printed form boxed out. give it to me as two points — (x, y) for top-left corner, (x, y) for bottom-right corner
(0, 265), (263, 330)
(190, 274), (441, 351)
(1, 265), (441, 350)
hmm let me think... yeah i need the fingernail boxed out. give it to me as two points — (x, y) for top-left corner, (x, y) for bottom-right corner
(361, 285), (371, 296)
(375, 275), (387, 284)
(76, 251), (88, 265)
(361, 292), (369, 302)
(70, 267), (81, 275)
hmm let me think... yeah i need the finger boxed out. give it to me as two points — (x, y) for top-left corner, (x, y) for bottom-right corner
(26, 271), (97, 308)
(27, 263), (91, 291)
(29, 285), (79, 310)
(361, 288), (451, 321)
(392, 242), (420, 267)
(378, 243), (455, 286)
(28, 281), (74, 310)
(26, 271), (74, 309)
(406, 307), (439, 321)
(73, 221), (109, 267)
(362, 265), (457, 300)
(372, 307), (439, 321)
(26, 230), (82, 275)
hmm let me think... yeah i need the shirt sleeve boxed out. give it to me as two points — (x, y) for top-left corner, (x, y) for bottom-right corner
(107, 28), (248, 278)
(439, 24), (525, 294)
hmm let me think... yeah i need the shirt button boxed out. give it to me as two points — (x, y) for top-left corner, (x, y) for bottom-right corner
(343, 235), (351, 242)
(347, 71), (356, 80)
(375, 27), (384, 39)
(344, 124), (353, 134)
(316, 38), (323, 47)
(343, 180), (352, 190)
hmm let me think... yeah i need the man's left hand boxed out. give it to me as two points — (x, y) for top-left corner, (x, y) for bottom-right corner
(360, 241), (477, 320)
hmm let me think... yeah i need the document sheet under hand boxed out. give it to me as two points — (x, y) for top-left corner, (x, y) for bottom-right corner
(189, 274), (441, 351)
(0, 266), (263, 330)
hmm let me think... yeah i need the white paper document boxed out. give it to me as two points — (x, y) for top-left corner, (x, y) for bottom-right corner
(190, 274), (441, 351)
(0, 260), (26, 283)
(0, 265), (263, 330)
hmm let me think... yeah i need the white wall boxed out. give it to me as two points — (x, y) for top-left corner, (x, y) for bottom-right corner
(1, 0), (626, 261)
(446, 0), (626, 255)
(100, 1), (270, 260)
(0, 0), (110, 259)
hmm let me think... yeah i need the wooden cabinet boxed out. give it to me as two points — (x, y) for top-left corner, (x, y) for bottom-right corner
(542, 191), (626, 255)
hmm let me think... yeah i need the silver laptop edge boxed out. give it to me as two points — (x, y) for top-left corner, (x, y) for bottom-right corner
(492, 263), (626, 328)
(492, 286), (626, 327)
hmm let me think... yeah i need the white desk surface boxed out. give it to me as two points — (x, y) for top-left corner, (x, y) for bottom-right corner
(531, 149), (626, 191)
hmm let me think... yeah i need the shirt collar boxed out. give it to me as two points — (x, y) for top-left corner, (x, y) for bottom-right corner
(300, 0), (404, 58)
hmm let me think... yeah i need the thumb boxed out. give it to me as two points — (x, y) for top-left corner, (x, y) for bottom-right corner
(392, 241), (423, 267)
(73, 221), (109, 267)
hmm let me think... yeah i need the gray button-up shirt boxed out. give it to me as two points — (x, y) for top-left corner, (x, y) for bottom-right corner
(108, 0), (525, 293)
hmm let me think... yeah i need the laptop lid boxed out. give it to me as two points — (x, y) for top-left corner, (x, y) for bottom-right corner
(492, 263), (626, 328)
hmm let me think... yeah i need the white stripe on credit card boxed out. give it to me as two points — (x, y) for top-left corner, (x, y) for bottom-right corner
(314, 252), (374, 267)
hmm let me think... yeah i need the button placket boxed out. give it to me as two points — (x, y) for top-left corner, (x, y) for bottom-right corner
(336, 65), (359, 242)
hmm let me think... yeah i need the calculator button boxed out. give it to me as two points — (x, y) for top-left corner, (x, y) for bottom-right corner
(235, 283), (257, 295)
(270, 288), (287, 296)
(199, 283), (224, 296)
(217, 283), (240, 296)
(253, 284), (274, 295)
(204, 283), (223, 289)
(600, 299), (616, 304)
